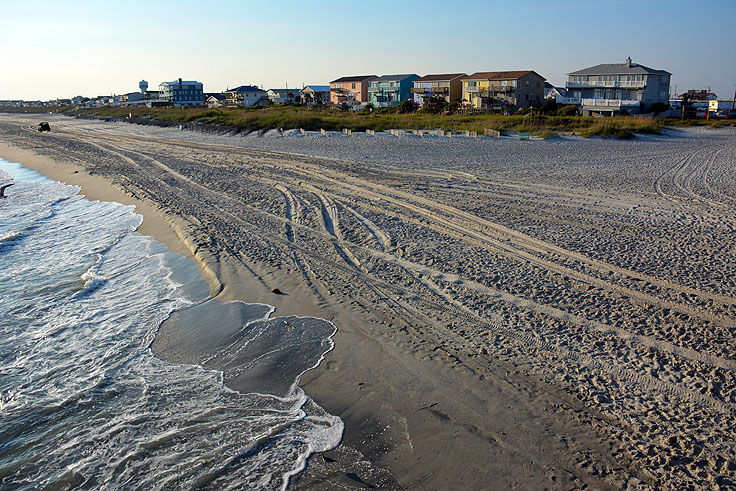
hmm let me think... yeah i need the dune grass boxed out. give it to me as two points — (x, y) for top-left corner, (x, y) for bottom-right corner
(11, 104), (734, 138)
(58, 105), (676, 139)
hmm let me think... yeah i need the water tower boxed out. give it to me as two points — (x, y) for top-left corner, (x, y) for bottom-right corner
(139, 80), (148, 93)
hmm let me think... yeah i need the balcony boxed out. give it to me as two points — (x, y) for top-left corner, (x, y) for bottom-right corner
(566, 80), (646, 89)
(330, 87), (347, 92)
(581, 98), (641, 107)
(411, 87), (449, 94)
(557, 97), (581, 104)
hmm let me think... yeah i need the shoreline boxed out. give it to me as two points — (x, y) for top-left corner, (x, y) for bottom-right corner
(0, 139), (401, 487)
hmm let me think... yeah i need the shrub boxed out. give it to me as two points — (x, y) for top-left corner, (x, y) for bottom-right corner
(556, 104), (579, 116)
(396, 100), (418, 114)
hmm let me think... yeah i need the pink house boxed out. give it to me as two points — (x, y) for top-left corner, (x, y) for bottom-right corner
(329, 75), (376, 105)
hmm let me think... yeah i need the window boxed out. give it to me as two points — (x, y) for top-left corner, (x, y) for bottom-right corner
(525, 80), (529, 86)
(352, 83), (356, 89)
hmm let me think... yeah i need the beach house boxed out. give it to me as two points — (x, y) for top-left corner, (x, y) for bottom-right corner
(329, 75), (376, 105)
(267, 88), (298, 104)
(367, 74), (420, 107)
(300, 85), (331, 105)
(225, 85), (268, 107)
(461, 71), (546, 110)
(205, 93), (228, 108)
(159, 78), (204, 107)
(412, 74), (466, 107)
(559, 57), (671, 116)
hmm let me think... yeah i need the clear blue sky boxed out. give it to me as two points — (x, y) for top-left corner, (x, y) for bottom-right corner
(1, 0), (734, 100)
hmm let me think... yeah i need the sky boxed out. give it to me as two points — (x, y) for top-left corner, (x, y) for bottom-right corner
(1, 0), (735, 101)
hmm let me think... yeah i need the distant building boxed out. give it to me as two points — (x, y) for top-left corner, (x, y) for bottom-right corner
(300, 85), (330, 105)
(367, 74), (420, 107)
(544, 82), (567, 101)
(412, 73), (465, 107)
(205, 93), (228, 108)
(329, 75), (376, 105)
(159, 78), (204, 107)
(267, 88), (298, 104)
(225, 85), (268, 107)
(462, 71), (545, 110)
(679, 89), (718, 102)
(560, 57), (671, 115)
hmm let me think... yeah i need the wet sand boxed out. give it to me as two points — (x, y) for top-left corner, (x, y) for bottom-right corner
(2, 114), (735, 489)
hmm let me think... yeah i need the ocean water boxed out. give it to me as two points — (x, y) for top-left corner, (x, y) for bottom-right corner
(0, 159), (342, 489)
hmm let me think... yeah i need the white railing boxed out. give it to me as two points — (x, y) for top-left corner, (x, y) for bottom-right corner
(581, 98), (641, 107)
(566, 80), (646, 89)
(557, 97), (581, 104)
(558, 97), (641, 107)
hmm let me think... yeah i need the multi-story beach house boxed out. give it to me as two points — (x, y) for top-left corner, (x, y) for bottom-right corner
(267, 88), (298, 104)
(159, 78), (204, 107)
(461, 71), (545, 110)
(411, 73), (466, 107)
(300, 85), (331, 105)
(367, 74), (420, 107)
(329, 75), (376, 105)
(559, 57), (671, 116)
(225, 85), (268, 107)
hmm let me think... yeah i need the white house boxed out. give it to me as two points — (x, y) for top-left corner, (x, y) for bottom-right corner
(300, 85), (330, 105)
(267, 88), (298, 104)
(226, 85), (268, 107)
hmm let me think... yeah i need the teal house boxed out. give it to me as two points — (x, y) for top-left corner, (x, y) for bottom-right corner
(367, 74), (420, 107)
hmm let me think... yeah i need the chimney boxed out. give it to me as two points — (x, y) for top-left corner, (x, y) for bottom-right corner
(626, 57), (632, 68)
(178, 78), (183, 84)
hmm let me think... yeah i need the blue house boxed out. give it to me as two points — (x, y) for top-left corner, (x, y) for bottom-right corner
(367, 74), (420, 107)
(159, 78), (204, 106)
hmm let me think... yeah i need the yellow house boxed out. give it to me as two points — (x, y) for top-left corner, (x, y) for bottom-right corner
(461, 71), (546, 110)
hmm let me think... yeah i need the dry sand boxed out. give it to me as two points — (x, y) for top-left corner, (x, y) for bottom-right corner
(1, 114), (735, 490)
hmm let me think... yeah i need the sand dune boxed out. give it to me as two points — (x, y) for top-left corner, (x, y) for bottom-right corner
(1, 114), (735, 489)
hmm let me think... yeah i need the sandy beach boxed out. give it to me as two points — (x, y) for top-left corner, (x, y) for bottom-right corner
(2, 114), (735, 489)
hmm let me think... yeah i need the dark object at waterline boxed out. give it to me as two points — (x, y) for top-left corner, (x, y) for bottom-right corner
(271, 288), (283, 295)
(0, 182), (14, 198)
(38, 122), (50, 132)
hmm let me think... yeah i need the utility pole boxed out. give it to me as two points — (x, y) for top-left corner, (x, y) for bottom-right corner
(728, 83), (736, 120)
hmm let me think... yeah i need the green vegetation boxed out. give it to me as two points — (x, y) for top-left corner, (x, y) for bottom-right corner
(4, 104), (733, 137)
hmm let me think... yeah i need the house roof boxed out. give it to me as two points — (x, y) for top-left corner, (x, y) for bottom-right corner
(268, 88), (298, 94)
(330, 75), (376, 83)
(161, 80), (203, 86)
(205, 93), (228, 101)
(568, 60), (671, 76)
(464, 70), (543, 81)
(228, 85), (266, 93)
(302, 85), (330, 92)
(369, 74), (420, 82)
(414, 73), (466, 82)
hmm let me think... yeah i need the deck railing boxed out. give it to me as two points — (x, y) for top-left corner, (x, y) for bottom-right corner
(566, 80), (646, 89)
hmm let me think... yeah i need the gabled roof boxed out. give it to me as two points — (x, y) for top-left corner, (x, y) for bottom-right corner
(228, 85), (266, 93)
(205, 93), (228, 101)
(268, 88), (298, 94)
(330, 75), (376, 83)
(414, 73), (466, 82)
(464, 70), (543, 81)
(301, 85), (330, 92)
(568, 60), (670, 76)
(369, 74), (420, 82)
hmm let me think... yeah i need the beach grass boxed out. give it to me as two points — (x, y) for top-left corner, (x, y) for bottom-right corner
(5, 104), (734, 137)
